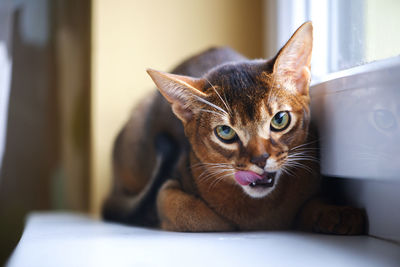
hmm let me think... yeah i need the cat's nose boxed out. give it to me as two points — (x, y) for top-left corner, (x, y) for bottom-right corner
(250, 153), (270, 169)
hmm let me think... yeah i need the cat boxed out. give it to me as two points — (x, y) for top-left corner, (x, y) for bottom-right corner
(102, 22), (365, 234)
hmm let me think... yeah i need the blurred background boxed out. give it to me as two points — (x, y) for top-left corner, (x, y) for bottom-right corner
(0, 0), (263, 263)
(0, 0), (399, 264)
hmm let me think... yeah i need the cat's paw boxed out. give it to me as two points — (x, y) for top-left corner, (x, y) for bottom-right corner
(311, 206), (366, 235)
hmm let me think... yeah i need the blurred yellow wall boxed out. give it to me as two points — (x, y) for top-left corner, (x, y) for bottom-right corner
(91, 0), (264, 215)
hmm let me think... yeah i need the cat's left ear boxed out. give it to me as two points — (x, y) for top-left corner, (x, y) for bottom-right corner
(273, 21), (313, 96)
(147, 69), (207, 123)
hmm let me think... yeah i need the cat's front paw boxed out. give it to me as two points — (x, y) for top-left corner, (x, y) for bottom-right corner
(312, 206), (366, 235)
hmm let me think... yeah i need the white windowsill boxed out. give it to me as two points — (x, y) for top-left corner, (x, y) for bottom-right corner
(7, 213), (400, 267)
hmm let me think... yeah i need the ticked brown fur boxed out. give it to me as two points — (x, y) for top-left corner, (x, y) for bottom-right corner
(103, 22), (365, 234)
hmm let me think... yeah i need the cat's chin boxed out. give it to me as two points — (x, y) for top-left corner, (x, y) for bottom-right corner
(241, 184), (275, 198)
(240, 172), (280, 198)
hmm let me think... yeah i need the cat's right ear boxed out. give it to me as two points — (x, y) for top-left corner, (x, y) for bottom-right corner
(272, 21), (313, 96)
(147, 69), (206, 123)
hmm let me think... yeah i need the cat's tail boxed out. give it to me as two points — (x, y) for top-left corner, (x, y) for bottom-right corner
(102, 133), (180, 226)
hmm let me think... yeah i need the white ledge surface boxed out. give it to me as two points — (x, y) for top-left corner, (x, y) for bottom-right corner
(8, 212), (400, 267)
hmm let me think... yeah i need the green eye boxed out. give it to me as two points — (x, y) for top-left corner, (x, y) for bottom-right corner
(215, 125), (237, 143)
(271, 111), (291, 131)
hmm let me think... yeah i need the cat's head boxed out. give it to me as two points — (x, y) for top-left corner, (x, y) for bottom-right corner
(148, 22), (313, 198)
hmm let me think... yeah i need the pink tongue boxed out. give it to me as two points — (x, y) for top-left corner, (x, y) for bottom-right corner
(234, 171), (262, 186)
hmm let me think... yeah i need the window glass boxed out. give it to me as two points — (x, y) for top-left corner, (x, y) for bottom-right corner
(266, 0), (400, 79)
(365, 0), (400, 63)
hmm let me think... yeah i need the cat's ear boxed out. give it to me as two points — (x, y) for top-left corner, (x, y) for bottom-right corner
(273, 21), (313, 96)
(147, 69), (206, 123)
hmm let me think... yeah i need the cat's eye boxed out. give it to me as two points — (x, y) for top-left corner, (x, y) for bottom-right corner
(215, 125), (237, 143)
(270, 111), (291, 131)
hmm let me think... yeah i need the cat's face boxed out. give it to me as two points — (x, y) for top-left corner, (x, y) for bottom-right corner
(185, 62), (310, 198)
(148, 22), (313, 198)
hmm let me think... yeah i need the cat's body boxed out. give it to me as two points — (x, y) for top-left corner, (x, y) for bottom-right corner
(104, 48), (246, 226)
(103, 22), (365, 233)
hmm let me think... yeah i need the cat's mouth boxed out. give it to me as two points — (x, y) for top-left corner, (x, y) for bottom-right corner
(234, 171), (276, 188)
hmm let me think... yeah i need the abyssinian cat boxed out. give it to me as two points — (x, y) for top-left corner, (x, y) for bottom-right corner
(103, 22), (365, 233)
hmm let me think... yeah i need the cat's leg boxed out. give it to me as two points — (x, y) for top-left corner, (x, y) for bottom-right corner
(157, 179), (235, 232)
(296, 197), (366, 235)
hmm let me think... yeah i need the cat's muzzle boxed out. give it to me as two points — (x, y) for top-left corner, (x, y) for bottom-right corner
(234, 170), (276, 188)
(249, 172), (276, 188)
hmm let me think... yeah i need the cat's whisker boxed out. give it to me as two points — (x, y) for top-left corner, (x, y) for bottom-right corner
(200, 169), (230, 187)
(288, 158), (319, 164)
(197, 108), (226, 118)
(192, 94), (228, 117)
(208, 171), (236, 191)
(288, 151), (316, 156)
(288, 153), (319, 159)
(288, 153), (318, 158)
(290, 140), (320, 152)
(287, 154), (317, 161)
(208, 174), (224, 190)
(289, 149), (318, 155)
(280, 165), (296, 177)
(284, 160), (314, 173)
(192, 165), (233, 177)
(198, 171), (223, 180)
(193, 163), (235, 188)
(222, 91), (233, 116)
(290, 147), (319, 152)
(288, 152), (318, 158)
(191, 162), (232, 171)
(198, 171), (220, 184)
(287, 154), (319, 163)
(204, 77), (233, 117)
(281, 168), (293, 177)
(197, 166), (234, 183)
(288, 150), (319, 157)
